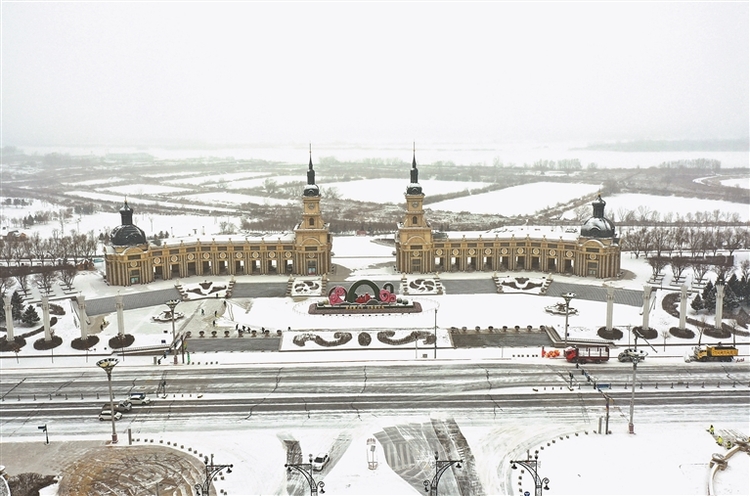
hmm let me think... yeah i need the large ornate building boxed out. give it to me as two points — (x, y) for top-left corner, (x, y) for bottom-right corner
(104, 153), (332, 286)
(394, 150), (621, 278)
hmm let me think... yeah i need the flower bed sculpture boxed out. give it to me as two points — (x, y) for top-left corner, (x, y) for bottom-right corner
(310, 279), (422, 315)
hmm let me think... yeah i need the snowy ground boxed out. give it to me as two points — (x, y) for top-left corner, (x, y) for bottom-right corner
(2, 237), (749, 496)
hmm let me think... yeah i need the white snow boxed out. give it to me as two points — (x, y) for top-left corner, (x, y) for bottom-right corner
(2, 237), (749, 495)
(429, 182), (602, 216)
(326, 178), (493, 204)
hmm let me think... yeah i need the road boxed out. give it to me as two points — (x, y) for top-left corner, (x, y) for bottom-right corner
(2, 361), (749, 434)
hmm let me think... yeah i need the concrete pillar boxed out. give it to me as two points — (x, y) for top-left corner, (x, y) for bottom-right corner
(115, 293), (125, 337)
(3, 295), (14, 340)
(642, 285), (652, 330)
(76, 294), (88, 340)
(679, 284), (688, 329)
(605, 285), (615, 331)
(715, 284), (724, 330)
(41, 295), (51, 342)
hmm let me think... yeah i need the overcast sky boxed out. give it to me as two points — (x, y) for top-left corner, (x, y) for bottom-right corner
(2, 2), (748, 148)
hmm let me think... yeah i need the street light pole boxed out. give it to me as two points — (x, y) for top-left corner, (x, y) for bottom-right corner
(510, 451), (549, 496)
(96, 358), (119, 444)
(434, 307), (438, 359)
(562, 292), (576, 347)
(194, 454), (233, 496)
(165, 299), (180, 365)
(285, 454), (325, 495)
(423, 451), (462, 496)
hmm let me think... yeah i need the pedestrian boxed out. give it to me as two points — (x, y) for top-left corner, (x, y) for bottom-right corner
(716, 435), (723, 446)
(709, 425), (715, 435)
(214, 310), (217, 317)
(212, 320), (216, 327)
(201, 309), (204, 316)
(223, 300), (227, 307)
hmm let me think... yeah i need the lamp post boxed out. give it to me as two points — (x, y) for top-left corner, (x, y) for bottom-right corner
(562, 292), (576, 346)
(434, 307), (438, 359)
(510, 451), (549, 496)
(285, 454), (325, 495)
(194, 454), (233, 496)
(423, 451), (462, 496)
(626, 329), (656, 434)
(165, 299), (180, 365)
(96, 357), (119, 444)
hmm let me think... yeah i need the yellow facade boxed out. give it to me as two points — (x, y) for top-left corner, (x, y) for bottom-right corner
(105, 160), (332, 286)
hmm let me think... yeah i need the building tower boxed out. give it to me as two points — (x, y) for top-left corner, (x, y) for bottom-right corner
(106, 200), (149, 285)
(294, 145), (332, 275)
(396, 143), (434, 273)
(577, 194), (620, 278)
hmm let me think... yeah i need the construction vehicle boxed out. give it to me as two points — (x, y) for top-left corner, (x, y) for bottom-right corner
(565, 345), (610, 364)
(689, 344), (738, 362)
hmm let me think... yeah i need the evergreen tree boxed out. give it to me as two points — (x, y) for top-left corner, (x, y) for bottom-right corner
(690, 293), (704, 312)
(701, 280), (714, 300)
(21, 304), (40, 325)
(10, 291), (24, 320)
(722, 284), (740, 311)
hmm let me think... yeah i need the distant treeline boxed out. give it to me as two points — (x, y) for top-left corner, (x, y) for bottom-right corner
(580, 139), (748, 152)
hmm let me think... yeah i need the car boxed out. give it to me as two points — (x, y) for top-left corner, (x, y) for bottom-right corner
(311, 453), (329, 471)
(618, 348), (648, 362)
(99, 410), (122, 421)
(128, 392), (152, 405)
(102, 400), (132, 413)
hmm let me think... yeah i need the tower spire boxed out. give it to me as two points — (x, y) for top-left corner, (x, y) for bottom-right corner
(406, 142), (423, 195)
(307, 143), (315, 186)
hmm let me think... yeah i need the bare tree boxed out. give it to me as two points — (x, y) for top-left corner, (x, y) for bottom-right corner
(670, 257), (690, 283)
(690, 261), (711, 285)
(34, 267), (58, 296)
(59, 265), (77, 289)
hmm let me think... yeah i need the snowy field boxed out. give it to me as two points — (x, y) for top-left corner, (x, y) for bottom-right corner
(562, 193), (750, 222)
(176, 192), (293, 206)
(101, 183), (191, 195)
(163, 171), (272, 185)
(721, 177), (750, 189)
(326, 178), (493, 204)
(429, 182), (602, 216)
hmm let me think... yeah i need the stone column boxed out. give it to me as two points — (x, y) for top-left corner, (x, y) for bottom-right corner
(606, 285), (615, 331)
(41, 295), (51, 342)
(3, 295), (14, 341)
(715, 284), (724, 330)
(679, 285), (688, 330)
(115, 293), (125, 337)
(77, 294), (88, 340)
(641, 285), (653, 330)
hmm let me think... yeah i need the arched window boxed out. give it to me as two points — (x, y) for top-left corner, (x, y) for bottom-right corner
(412, 216), (417, 225)
(309, 218), (314, 226)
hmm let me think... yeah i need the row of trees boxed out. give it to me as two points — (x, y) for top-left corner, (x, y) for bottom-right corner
(571, 206), (745, 227)
(622, 225), (750, 260)
(0, 230), (98, 268)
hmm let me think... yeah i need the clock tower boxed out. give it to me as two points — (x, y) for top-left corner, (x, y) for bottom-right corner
(396, 144), (433, 273)
(294, 145), (332, 275)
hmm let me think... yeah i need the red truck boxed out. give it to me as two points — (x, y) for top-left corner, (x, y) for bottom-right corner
(565, 346), (610, 364)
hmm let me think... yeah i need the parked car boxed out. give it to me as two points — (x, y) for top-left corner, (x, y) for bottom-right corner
(99, 410), (122, 421)
(102, 400), (132, 413)
(128, 392), (152, 405)
(312, 453), (329, 471)
(617, 348), (648, 362)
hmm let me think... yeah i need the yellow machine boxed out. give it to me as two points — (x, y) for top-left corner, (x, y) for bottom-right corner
(692, 344), (738, 362)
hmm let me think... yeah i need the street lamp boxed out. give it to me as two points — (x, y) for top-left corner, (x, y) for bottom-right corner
(626, 329), (656, 434)
(562, 292), (576, 346)
(165, 299), (180, 365)
(510, 450), (549, 496)
(434, 307), (438, 359)
(96, 357), (119, 444)
(423, 451), (462, 496)
(194, 454), (233, 496)
(285, 454), (325, 495)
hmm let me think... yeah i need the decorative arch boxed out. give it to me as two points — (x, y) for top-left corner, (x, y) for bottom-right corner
(346, 279), (382, 302)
